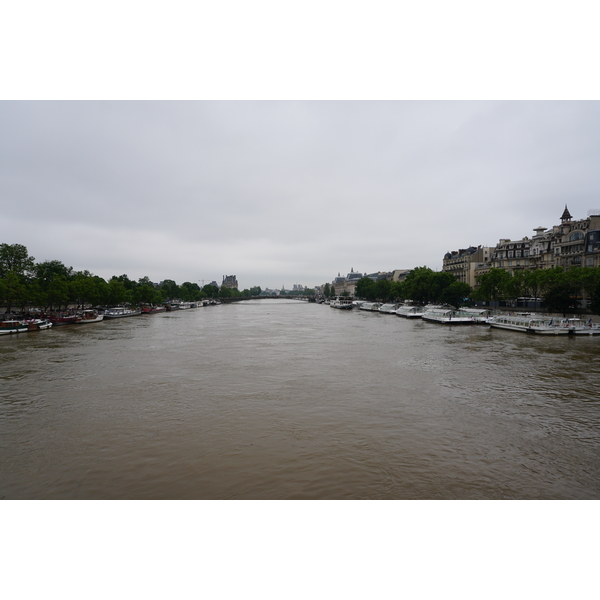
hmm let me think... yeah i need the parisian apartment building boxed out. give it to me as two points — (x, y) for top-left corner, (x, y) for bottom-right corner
(443, 206), (600, 288)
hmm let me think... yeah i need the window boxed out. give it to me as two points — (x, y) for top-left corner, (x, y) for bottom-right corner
(569, 231), (584, 241)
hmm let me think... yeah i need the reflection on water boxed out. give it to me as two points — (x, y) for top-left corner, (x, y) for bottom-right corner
(1, 299), (599, 499)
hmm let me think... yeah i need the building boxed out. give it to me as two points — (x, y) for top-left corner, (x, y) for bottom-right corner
(552, 206), (600, 270)
(329, 268), (411, 296)
(488, 206), (600, 275)
(443, 246), (491, 287)
(331, 268), (364, 296)
(490, 238), (531, 274)
(221, 275), (238, 289)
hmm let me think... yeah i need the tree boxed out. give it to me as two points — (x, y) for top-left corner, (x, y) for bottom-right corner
(439, 281), (472, 308)
(0, 272), (27, 313)
(401, 267), (435, 304)
(538, 268), (579, 316)
(354, 277), (375, 300)
(0, 243), (35, 278)
(390, 281), (404, 301)
(429, 272), (456, 303)
(523, 270), (544, 308)
(35, 260), (73, 290)
(576, 267), (600, 316)
(47, 276), (71, 310)
(472, 268), (512, 303)
(202, 284), (219, 298)
(181, 282), (201, 301)
(106, 279), (129, 306)
(505, 270), (526, 304)
(374, 279), (392, 302)
(161, 280), (179, 300)
(323, 283), (331, 298)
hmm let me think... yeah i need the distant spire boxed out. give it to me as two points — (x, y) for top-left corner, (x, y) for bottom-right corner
(561, 205), (572, 222)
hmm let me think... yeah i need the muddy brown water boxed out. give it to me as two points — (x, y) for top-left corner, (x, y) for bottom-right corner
(1, 299), (599, 499)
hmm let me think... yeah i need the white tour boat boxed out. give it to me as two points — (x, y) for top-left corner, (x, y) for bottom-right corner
(421, 307), (477, 324)
(359, 302), (382, 312)
(459, 308), (498, 324)
(395, 305), (426, 318)
(488, 315), (569, 335)
(378, 303), (400, 314)
(559, 318), (600, 336)
(330, 297), (353, 309)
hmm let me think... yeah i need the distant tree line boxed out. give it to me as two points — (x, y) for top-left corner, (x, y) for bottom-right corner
(350, 266), (600, 315)
(473, 266), (600, 316)
(0, 243), (264, 313)
(351, 268), (471, 308)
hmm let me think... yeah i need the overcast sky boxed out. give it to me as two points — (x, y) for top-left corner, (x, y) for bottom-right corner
(2, 100), (600, 289)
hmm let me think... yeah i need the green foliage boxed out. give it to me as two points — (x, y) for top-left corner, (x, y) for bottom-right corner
(0, 272), (27, 313)
(390, 281), (404, 301)
(375, 279), (392, 302)
(202, 284), (219, 298)
(323, 283), (331, 298)
(354, 277), (375, 300)
(35, 260), (73, 289)
(398, 267), (472, 307)
(472, 268), (511, 302)
(47, 276), (71, 310)
(0, 243), (35, 278)
(440, 281), (472, 308)
(106, 279), (129, 306)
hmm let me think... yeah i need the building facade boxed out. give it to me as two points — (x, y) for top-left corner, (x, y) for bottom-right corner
(487, 207), (600, 275)
(221, 275), (238, 289)
(443, 246), (491, 287)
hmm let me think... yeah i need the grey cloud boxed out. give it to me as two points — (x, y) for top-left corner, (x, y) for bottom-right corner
(2, 101), (600, 288)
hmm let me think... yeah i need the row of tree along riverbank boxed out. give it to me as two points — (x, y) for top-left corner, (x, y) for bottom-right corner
(326, 266), (600, 316)
(0, 243), (266, 314)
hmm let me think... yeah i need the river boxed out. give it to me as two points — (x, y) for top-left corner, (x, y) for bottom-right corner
(1, 299), (599, 499)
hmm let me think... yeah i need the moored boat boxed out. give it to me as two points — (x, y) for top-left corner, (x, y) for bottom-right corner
(141, 305), (167, 314)
(75, 309), (104, 323)
(488, 315), (569, 335)
(330, 297), (353, 309)
(559, 318), (600, 335)
(0, 320), (29, 335)
(0, 319), (53, 335)
(379, 303), (400, 314)
(459, 307), (498, 324)
(422, 307), (477, 324)
(359, 302), (382, 312)
(47, 311), (81, 325)
(103, 307), (142, 319)
(395, 304), (426, 318)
